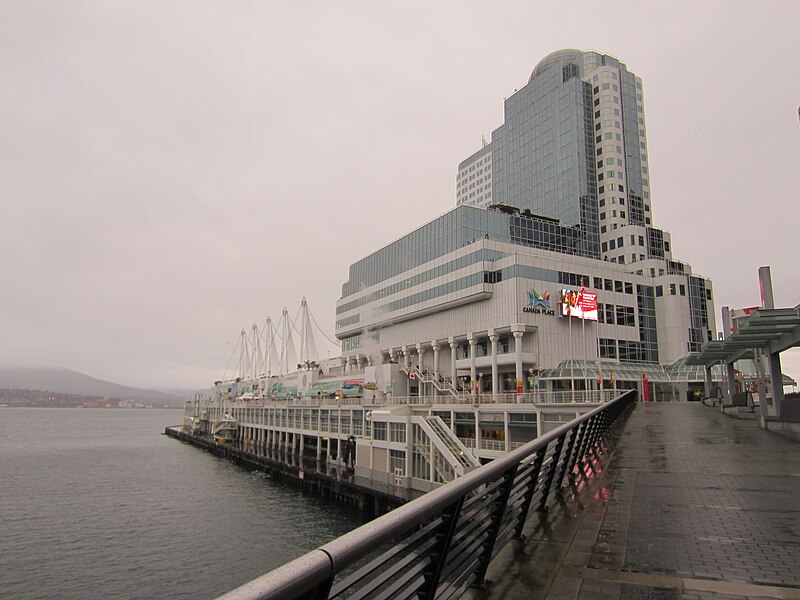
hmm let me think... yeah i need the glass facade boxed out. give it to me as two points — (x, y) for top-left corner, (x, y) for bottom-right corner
(340, 206), (599, 299)
(491, 50), (599, 256)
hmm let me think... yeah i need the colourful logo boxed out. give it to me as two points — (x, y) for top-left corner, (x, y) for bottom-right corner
(528, 289), (551, 309)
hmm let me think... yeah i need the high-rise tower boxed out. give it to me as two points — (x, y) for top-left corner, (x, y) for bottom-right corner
(458, 49), (664, 266)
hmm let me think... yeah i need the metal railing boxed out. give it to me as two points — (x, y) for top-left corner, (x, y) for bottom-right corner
(217, 390), (636, 600)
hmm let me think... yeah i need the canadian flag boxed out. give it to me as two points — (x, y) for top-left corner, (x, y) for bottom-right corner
(408, 373), (417, 380)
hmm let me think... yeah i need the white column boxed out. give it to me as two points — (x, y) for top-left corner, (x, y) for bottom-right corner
(402, 346), (410, 396)
(416, 343), (425, 397)
(513, 330), (524, 393)
(468, 335), (477, 398)
(449, 338), (458, 391)
(489, 330), (499, 396)
(432, 341), (440, 398)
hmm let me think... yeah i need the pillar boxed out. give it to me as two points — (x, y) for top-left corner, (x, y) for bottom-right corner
(432, 341), (440, 398)
(468, 335), (477, 398)
(513, 329), (524, 393)
(402, 346), (410, 396)
(768, 350), (785, 418)
(416, 343), (426, 398)
(703, 365), (713, 399)
(489, 330), (499, 396)
(449, 338), (457, 391)
(724, 361), (736, 404)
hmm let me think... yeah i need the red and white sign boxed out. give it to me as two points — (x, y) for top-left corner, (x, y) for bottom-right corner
(561, 288), (598, 321)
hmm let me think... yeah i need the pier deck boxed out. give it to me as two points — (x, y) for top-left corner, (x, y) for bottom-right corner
(472, 402), (800, 600)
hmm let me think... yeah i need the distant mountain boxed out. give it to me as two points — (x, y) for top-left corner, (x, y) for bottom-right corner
(0, 367), (185, 406)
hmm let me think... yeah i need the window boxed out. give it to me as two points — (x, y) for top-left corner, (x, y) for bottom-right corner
(617, 236), (624, 247)
(601, 242), (608, 252)
(594, 277), (603, 289)
(598, 185), (605, 193)
(620, 211), (626, 219)
(609, 239), (615, 249)
(669, 283), (676, 295)
(597, 160), (603, 168)
(680, 284), (686, 296)
(599, 199), (605, 207)
(619, 198), (625, 206)
(656, 285), (663, 297)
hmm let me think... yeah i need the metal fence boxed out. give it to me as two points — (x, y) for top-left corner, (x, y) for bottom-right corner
(217, 390), (636, 600)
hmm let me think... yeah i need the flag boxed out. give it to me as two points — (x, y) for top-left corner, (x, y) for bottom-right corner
(408, 372), (416, 380)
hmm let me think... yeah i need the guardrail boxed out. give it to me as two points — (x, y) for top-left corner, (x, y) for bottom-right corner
(217, 389), (637, 600)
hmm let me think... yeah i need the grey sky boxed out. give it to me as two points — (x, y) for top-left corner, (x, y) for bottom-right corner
(2, 0), (799, 390)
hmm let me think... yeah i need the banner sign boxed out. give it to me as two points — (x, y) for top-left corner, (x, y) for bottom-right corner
(561, 288), (598, 321)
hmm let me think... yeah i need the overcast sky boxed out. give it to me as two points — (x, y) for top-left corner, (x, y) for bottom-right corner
(2, 0), (799, 390)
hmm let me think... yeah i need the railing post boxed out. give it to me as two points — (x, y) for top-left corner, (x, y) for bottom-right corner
(566, 419), (590, 480)
(473, 464), (519, 587)
(576, 415), (600, 475)
(537, 433), (566, 512)
(513, 447), (546, 540)
(417, 497), (465, 600)
(554, 428), (579, 496)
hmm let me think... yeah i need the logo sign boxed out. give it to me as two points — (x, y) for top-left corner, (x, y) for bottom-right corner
(561, 288), (598, 321)
(523, 289), (555, 315)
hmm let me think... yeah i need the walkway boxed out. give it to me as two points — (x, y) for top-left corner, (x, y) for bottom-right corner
(472, 402), (800, 600)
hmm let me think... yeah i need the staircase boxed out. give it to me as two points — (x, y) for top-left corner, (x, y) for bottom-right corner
(403, 365), (468, 398)
(423, 416), (481, 471)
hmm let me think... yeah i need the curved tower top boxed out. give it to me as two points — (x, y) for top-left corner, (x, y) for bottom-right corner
(528, 48), (586, 82)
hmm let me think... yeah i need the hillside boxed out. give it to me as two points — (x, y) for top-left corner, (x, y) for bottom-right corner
(0, 367), (185, 406)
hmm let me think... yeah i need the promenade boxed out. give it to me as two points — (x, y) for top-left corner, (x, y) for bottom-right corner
(474, 402), (800, 600)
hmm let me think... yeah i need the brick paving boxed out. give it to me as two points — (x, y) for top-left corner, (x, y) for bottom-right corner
(470, 402), (800, 600)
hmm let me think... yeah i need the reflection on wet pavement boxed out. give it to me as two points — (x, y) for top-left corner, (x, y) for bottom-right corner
(469, 402), (800, 600)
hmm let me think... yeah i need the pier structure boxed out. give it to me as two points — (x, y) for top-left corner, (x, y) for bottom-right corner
(184, 387), (624, 496)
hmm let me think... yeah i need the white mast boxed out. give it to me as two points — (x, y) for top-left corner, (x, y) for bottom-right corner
(250, 323), (261, 380)
(238, 328), (247, 380)
(278, 308), (297, 375)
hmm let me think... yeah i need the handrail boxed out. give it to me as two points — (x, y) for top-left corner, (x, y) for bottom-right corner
(217, 389), (636, 600)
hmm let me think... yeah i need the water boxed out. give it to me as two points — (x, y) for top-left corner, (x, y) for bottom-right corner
(0, 408), (365, 600)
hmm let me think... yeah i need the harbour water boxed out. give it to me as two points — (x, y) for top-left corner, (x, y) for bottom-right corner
(0, 408), (365, 600)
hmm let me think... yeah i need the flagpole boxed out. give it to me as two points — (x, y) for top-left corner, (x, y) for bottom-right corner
(582, 307), (587, 397)
(569, 303), (575, 403)
(597, 319), (603, 399)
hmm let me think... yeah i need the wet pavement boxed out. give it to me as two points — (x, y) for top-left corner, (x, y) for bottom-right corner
(468, 402), (800, 600)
